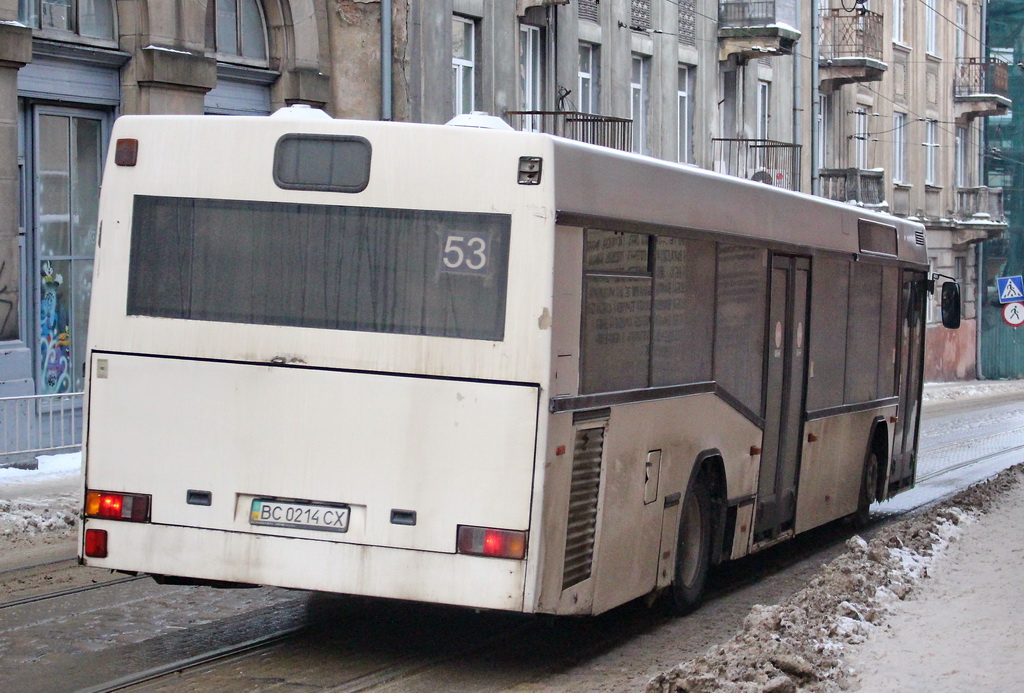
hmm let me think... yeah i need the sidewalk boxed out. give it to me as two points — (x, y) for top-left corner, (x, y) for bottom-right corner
(845, 470), (1024, 691)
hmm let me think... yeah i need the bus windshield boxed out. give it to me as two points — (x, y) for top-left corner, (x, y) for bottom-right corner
(127, 195), (511, 341)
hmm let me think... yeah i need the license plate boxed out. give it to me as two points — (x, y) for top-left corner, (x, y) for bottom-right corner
(249, 498), (350, 533)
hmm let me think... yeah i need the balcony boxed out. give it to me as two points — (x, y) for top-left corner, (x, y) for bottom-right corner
(818, 9), (886, 90)
(718, 0), (801, 62)
(928, 186), (1007, 248)
(504, 111), (632, 152)
(953, 58), (1012, 123)
(819, 168), (886, 209)
(712, 138), (802, 192)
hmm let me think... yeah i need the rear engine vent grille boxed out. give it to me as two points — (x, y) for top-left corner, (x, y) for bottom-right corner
(562, 426), (604, 590)
(915, 228), (926, 246)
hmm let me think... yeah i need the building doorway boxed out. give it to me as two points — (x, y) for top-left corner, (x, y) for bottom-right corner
(26, 106), (109, 394)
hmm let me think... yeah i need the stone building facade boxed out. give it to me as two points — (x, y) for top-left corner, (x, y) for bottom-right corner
(0, 0), (1007, 397)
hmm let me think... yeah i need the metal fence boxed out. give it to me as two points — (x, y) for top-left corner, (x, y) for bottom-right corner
(712, 138), (802, 192)
(819, 9), (884, 62)
(0, 392), (84, 467)
(954, 58), (1010, 98)
(505, 111), (633, 152)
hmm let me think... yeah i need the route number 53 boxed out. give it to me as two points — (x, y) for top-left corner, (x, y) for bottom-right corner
(442, 234), (489, 274)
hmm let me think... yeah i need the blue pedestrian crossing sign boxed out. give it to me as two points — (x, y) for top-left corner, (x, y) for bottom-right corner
(997, 275), (1024, 304)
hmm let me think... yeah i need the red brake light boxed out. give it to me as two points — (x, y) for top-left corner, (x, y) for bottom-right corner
(86, 490), (151, 522)
(457, 526), (527, 559)
(85, 529), (108, 558)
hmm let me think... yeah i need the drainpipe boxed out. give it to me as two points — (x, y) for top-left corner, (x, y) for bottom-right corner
(381, 0), (393, 121)
(792, 6), (802, 183)
(810, 0), (820, 196)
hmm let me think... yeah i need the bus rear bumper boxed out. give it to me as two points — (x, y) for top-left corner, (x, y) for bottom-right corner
(81, 519), (529, 612)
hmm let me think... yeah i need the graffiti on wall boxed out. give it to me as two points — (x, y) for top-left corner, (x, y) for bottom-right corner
(40, 261), (72, 394)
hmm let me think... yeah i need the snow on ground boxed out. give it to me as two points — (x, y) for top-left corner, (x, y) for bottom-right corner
(922, 378), (1024, 402)
(0, 452), (81, 552)
(648, 466), (1023, 693)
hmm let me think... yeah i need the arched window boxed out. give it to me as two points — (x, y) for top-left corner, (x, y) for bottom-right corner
(18, 0), (116, 40)
(214, 0), (268, 62)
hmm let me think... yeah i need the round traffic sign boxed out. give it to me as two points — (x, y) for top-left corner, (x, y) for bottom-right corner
(1003, 302), (1024, 327)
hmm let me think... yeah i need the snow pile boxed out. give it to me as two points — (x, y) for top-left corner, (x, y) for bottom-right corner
(0, 452), (81, 543)
(0, 497), (79, 537)
(923, 380), (1024, 403)
(648, 468), (1022, 693)
(0, 451), (81, 482)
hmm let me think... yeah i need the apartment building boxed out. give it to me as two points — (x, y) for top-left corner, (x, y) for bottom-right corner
(0, 0), (1007, 401)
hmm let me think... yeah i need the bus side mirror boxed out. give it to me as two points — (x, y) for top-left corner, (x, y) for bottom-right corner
(941, 281), (961, 329)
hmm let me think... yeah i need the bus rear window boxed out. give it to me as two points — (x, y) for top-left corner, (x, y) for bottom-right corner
(274, 135), (371, 193)
(127, 196), (510, 341)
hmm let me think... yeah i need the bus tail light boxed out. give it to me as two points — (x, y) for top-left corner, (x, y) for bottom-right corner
(85, 490), (151, 522)
(85, 529), (108, 558)
(457, 525), (527, 559)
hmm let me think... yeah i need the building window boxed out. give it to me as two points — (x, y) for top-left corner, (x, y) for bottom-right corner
(19, 0), (115, 40)
(214, 0), (268, 61)
(578, 42), (599, 114)
(893, 112), (907, 183)
(757, 80), (771, 140)
(677, 66), (692, 163)
(719, 68), (739, 140)
(631, 54), (650, 155)
(520, 23), (544, 129)
(955, 125), (969, 187)
(854, 110), (868, 169)
(452, 16), (476, 116)
(954, 255), (966, 286)
(925, 0), (938, 55)
(955, 3), (967, 59)
(892, 0), (904, 43)
(818, 94), (832, 169)
(924, 120), (938, 185)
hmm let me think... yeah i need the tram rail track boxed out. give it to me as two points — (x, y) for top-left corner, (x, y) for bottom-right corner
(0, 574), (145, 611)
(77, 626), (305, 693)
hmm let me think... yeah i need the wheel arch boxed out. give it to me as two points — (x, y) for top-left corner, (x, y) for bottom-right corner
(688, 448), (729, 566)
(867, 416), (890, 501)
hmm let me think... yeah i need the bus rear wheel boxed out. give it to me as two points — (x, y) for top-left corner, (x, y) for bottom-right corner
(666, 473), (712, 615)
(854, 451), (880, 527)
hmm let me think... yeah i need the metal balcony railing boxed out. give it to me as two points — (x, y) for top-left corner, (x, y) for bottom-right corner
(954, 58), (1010, 98)
(956, 186), (1005, 222)
(819, 168), (886, 207)
(712, 138), (801, 192)
(819, 9), (884, 62)
(505, 111), (633, 152)
(719, 0), (781, 28)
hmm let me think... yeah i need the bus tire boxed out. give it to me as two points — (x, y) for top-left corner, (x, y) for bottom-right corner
(667, 472), (713, 615)
(854, 451), (880, 527)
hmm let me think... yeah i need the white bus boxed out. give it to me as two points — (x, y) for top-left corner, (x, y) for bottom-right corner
(80, 107), (958, 616)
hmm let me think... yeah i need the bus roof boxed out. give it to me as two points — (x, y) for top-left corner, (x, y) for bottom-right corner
(105, 107), (927, 265)
(547, 136), (927, 265)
